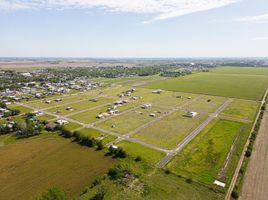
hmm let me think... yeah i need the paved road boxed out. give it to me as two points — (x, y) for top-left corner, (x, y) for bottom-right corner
(158, 98), (233, 168)
(225, 89), (268, 200)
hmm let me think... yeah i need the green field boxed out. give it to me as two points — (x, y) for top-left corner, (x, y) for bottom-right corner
(144, 73), (268, 100)
(220, 99), (260, 121)
(117, 141), (165, 165)
(210, 66), (268, 76)
(132, 110), (208, 149)
(8, 105), (33, 114)
(167, 119), (249, 184)
(0, 135), (115, 200)
(77, 128), (116, 145)
(96, 106), (170, 135)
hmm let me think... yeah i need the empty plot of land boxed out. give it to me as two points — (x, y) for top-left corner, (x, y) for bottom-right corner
(47, 97), (112, 116)
(144, 73), (268, 100)
(132, 110), (208, 149)
(8, 105), (33, 114)
(183, 95), (227, 114)
(96, 106), (170, 135)
(220, 99), (259, 121)
(167, 120), (250, 184)
(0, 135), (115, 200)
(240, 110), (268, 200)
(117, 140), (165, 165)
(77, 128), (116, 145)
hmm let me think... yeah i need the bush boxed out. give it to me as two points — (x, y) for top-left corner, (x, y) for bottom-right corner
(135, 155), (142, 162)
(34, 187), (67, 200)
(96, 140), (104, 150)
(186, 178), (192, 184)
(245, 150), (251, 157)
(231, 190), (239, 199)
(164, 169), (171, 174)
(90, 187), (106, 200)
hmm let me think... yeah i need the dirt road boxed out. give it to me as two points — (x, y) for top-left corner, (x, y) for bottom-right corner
(239, 109), (268, 200)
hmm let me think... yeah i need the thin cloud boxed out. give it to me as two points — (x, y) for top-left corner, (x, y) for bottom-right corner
(1, 0), (240, 23)
(237, 13), (268, 23)
(251, 37), (268, 41)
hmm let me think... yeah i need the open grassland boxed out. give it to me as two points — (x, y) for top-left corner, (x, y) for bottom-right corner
(132, 110), (208, 149)
(70, 102), (138, 124)
(183, 95), (227, 114)
(143, 73), (268, 100)
(77, 128), (116, 145)
(47, 97), (112, 116)
(0, 135), (116, 200)
(36, 114), (56, 121)
(8, 105), (33, 114)
(96, 106), (170, 135)
(80, 170), (224, 200)
(167, 119), (250, 184)
(210, 66), (268, 76)
(63, 122), (82, 131)
(117, 141), (165, 165)
(220, 99), (260, 121)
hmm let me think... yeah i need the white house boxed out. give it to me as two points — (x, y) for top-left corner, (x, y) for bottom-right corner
(185, 112), (198, 118)
(56, 119), (69, 125)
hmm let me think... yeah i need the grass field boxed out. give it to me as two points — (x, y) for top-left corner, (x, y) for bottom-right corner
(220, 99), (260, 121)
(47, 97), (112, 116)
(36, 114), (56, 121)
(117, 140), (165, 165)
(8, 105), (33, 114)
(144, 73), (268, 100)
(132, 110), (208, 149)
(167, 119), (249, 184)
(77, 128), (117, 145)
(210, 67), (268, 76)
(0, 135), (116, 200)
(96, 106), (170, 135)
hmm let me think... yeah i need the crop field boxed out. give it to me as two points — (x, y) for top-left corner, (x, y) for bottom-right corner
(144, 73), (268, 100)
(220, 99), (260, 121)
(167, 119), (251, 184)
(132, 110), (208, 149)
(0, 135), (116, 200)
(96, 106), (170, 135)
(47, 97), (113, 116)
(210, 66), (268, 76)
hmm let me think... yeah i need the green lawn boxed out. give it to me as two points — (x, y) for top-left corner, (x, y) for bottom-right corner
(210, 66), (268, 76)
(167, 119), (249, 184)
(8, 105), (33, 114)
(143, 73), (268, 100)
(220, 99), (260, 121)
(96, 106), (170, 135)
(36, 114), (56, 121)
(132, 110), (208, 149)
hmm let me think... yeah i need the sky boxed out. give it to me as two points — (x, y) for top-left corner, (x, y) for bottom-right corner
(0, 0), (268, 58)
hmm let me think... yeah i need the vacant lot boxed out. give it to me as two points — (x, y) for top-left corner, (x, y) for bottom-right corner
(117, 140), (165, 165)
(167, 120), (249, 184)
(8, 105), (33, 114)
(132, 110), (208, 149)
(0, 135), (115, 200)
(96, 106), (170, 135)
(221, 99), (260, 121)
(210, 66), (268, 76)
(144, 73), (268, 100)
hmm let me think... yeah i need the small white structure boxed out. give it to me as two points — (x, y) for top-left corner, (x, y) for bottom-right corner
(213, 180), (226, 188)
(152, 89), (163, 94)
(185, 111), (198, 118)
(45, 100), (51, 104)
(141, 103), (152, 109)
(110, 145), (118, 149)
(149, 113), (156, 117)
(56, 119), (69, 125)
(96, 114), (104, 119)
(55, 98), (63, 102)
(33, 111), (44, 116)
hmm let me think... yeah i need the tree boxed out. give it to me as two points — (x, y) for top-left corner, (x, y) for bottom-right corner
(96, 140), (104, 150)
(90, 187), (106, 200)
